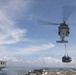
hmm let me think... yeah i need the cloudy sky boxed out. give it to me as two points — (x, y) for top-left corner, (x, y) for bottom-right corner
(0, 0), (76, 67)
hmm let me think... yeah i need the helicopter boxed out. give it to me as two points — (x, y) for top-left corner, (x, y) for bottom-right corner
(38, 20), (70, 43)
(38, 6), (75, 43)
(56, 21), (70, 43)
(38, 6), (75, 63)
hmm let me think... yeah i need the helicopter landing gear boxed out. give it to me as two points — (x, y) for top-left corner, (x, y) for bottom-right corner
(62, 44), (72, 63)
(57, 35), (68, 43)
(56, 40), (68, 43)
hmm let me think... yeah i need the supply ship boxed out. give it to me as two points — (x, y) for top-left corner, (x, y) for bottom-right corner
(0, 60), (6, 75)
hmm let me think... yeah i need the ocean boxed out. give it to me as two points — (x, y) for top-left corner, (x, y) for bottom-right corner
(2, 67), (37, 75)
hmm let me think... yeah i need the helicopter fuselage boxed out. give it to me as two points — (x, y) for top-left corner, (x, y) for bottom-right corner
(58, 23), (70, 41)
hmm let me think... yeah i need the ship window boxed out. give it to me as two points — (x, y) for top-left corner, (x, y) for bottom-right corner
(0, 61), (5, 64)
(1, 62), (2, 64)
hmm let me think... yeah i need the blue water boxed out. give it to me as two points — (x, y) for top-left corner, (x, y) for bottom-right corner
(3, 67), (35, 75)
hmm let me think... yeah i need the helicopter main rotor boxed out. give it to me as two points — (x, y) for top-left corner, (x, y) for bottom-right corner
(38, 6), (75, 43)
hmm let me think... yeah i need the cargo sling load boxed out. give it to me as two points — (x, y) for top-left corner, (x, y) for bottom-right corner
(62, 44), (72, 63)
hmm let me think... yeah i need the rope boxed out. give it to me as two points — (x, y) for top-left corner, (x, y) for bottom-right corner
(64, 43), (68, 56)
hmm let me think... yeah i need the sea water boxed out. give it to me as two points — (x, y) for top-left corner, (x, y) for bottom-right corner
(3, 67), (34, 75)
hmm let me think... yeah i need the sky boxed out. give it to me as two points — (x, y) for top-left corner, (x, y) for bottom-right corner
(0, 0), (76, 68)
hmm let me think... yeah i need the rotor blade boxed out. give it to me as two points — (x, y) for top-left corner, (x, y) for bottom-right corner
(38, 20), (60, 25)
(62, 5), (76, 21)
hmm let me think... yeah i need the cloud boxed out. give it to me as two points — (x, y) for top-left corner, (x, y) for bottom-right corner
(0, 0), (34, 45)
(31, 57), (61, 67)
(0, 43), (55, 56)
(2, 56), (76, 67)
(0, 43), (55, 57)
(17, 43), (55, 55)
(0, 56), (61, 67)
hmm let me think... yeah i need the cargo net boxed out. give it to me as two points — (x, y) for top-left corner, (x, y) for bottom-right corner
(62, 44), (72, 63)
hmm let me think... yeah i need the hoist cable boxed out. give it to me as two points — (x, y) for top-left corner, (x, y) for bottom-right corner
(64, 43), (68, 56)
